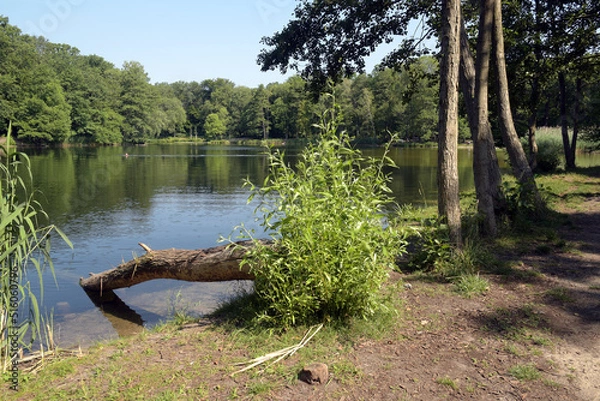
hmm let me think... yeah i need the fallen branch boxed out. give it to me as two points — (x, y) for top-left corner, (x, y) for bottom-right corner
(79, 240), (272, 294)
(231, 324), (324, 375)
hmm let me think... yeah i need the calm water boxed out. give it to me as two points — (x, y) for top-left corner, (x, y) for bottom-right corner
(23, 144), (599, 347)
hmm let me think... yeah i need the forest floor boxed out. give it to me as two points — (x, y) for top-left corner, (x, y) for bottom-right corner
(4, 167), (600, 401)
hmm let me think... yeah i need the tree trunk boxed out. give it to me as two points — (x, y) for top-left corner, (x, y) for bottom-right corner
(527, 0), (543, 171)
(460, 11), (503, 235)
(79, 241), (272, 296)
(438, 0), (462, 247)
(471, 0), (499, 236)
(558, 71), (571, 168)
(527, 76), (540, 170)
(567, 77), (582, 169)
(558, 71), (582, 169)
(492, 0), (542, 208)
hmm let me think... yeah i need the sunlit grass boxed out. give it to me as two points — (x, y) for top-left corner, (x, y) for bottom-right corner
(509, 363), (541, 381)
(453, 274), (490, 298)
(436, 376), (458, 390)
(536, 126), (595, 152)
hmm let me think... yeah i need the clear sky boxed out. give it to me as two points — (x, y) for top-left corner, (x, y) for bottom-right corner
(2, 0), (409, 88)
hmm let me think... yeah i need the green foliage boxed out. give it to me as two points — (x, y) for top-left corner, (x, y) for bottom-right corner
(407, 220), (453, 273)
(0, 124), (71, 372)
(502, 179), (549, 226)
(436, 376), (458, 390)
(406, 210), (496, 284)
(535, 136), (563, 173)
(14, 80), (72, 143)
(242, 84), (271, 139)
(453, 274), (489, 298)
(118, 61), (161, 143)
(203, 111), (228, 139)
(509, 364), (541, 381)
(235, 106), (406, 327)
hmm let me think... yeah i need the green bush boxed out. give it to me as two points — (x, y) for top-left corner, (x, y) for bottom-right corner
(235, 107), (406, 327)
(502, 179), (549, 227)
(406, 208), (496, 280)
(535, 136), (563, 173)
(407, 220), (453, 272)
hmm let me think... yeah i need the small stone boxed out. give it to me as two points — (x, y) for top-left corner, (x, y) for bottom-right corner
(299, 363), (329, 385)
(404, 283), (413, 289)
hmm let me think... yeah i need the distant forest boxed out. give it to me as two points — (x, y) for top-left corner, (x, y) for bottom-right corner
(0, 16), (595, 145)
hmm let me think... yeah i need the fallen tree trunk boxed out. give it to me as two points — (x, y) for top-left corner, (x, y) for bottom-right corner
(79, 240), (272, 295)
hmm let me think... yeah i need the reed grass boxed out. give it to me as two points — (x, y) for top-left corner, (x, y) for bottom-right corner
(1, 122), (71, 374)
(536, 126), (595, 151)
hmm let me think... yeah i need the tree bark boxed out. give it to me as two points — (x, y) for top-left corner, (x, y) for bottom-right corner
(559, 71), (571, 167)
(570, 77), (581, 169)
(460, 10), (503, 236)
(438, 0), (462, 247)
(526, 0), (543, 171)
(527, 76), (540, 170)
(492, 0), (541, 208)
(471, 0), (499, 236)
(558, 73), (580, 170)
(560, 75), (581, 169)
(79, 240), (272, 294)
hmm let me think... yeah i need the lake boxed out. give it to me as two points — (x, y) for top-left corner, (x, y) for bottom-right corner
(23, 144), (599, 347)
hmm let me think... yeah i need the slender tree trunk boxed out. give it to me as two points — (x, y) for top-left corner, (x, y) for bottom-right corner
(492, 0), (542, 207)
(471, 0), (498, 236)
(438, 0), (462, 247)
(558, 71), (574, 169)
(460, 12), (503, 234)
(567, 77), (582, 169)
(527, 0), (543, 170)
(527, 77), (540, 170)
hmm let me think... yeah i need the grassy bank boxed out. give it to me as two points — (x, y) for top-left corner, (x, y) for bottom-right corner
(148, 137), (294, 147)
(536, 126), (597, 153)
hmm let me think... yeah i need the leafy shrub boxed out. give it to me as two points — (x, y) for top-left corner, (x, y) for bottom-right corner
(235, 107), (406, 327)
(502, 179), (549, 227)
(535, 136), (563, 173)
(407, 215), (495, 279)
(407, 220), (453, 272)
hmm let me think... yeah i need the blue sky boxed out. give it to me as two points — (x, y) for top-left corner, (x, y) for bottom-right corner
(2, 1), (424, 87)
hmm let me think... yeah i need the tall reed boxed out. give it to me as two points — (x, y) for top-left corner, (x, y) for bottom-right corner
(0, 122), (71, 373)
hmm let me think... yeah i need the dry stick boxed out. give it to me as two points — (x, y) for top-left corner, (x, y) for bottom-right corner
(231, 324), (323, 375)
(17, 347), (83, 373)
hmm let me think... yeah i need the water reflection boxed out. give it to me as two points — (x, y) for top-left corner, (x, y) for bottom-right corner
(83, 289), (146, 337)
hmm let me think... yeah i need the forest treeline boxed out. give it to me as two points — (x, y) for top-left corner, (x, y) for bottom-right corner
(0, 15), (598, 145)
(0, 16), (441, 144)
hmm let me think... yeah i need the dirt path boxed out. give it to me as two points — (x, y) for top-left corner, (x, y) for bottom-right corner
(541, 196), (600, 401)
